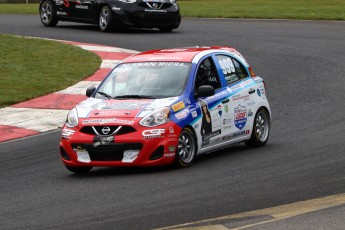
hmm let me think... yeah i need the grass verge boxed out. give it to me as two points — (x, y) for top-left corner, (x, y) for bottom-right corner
(0, 34), (101, 108)
(1, 1), (345, 20)
(178, 0), (345, 20)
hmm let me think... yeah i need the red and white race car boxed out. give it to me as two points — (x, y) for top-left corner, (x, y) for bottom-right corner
(60, 46), (271, 173)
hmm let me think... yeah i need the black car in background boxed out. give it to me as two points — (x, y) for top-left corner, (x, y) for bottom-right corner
(39, 0), (181, 32)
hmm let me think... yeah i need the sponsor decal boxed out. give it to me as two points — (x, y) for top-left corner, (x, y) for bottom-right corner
(92, 101), (150, 111)
(257, 89), (261, 97)
(172, 101), (185, 112)
(258, 86), (266, 99)
(63, 0), (69, 7)
(57, 11), (67, 16)
(186, 98), (191, 105)
(93, 136), (114, 147)
(94, 110), (131, 116)
(248, 109), (253, 117)
(82, 118), (134, 125)
(169, 127), (174, 134)
(73, 146), (91, 163)
(56, 0), (63, 5)
(75, 5), (88, 9)
(224, 104), (229, 113)
(168, 146), (176, 153)
(191, 110), (198, 118)
(62, 128), (75, 137)
(202, 130), (221, 141)
(142, 129), (165, 138)
(234, 105), (247, 130)
(194, 123), (199, 129)
(122, 150), (139, 163)
(175, 108), (189, 120)
(232, 95), (250, 101)
(223, 130), (250, 141)
(164, 153), (175, 158)
(199, 100), (212, 137)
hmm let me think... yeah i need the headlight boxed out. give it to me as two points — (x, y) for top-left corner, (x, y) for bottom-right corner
(66, 108), (79, 128)
(118, 0), (136, 3)
(170, 0), (176, 4)
(139, 107), (170, 127)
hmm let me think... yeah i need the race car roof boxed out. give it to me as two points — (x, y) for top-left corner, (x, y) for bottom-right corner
(123, 46), (238, 63)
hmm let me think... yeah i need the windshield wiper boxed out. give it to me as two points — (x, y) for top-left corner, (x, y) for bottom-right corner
(97, 91), (112, 99)
(112, 95), (157, 99)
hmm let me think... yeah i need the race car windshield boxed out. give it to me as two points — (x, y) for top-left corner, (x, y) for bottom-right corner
(95, 62), (191, 99)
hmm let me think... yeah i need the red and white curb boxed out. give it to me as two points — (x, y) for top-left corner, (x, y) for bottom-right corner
(0, 40), (138, 143)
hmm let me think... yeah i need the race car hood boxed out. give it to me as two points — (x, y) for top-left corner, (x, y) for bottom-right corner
(75, 97), (179, 119)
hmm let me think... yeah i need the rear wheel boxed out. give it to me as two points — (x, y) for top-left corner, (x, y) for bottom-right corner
(245, 108), (270, 147)
(99, 6), (114, 32)
(174, 127), (197, 168)
(40, 1), (58, 27)
(65, 165), (92, 174)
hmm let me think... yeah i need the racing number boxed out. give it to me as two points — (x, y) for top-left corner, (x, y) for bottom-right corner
(219, 57), (235, 75)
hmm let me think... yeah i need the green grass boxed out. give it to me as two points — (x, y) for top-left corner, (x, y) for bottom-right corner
(178, 0), (345, 20)
(0, 34), (101, 107)
(1, 1), (345, 20)
(0, 3), (38, 14)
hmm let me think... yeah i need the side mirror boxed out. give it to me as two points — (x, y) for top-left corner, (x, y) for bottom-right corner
(86, 86), (96, 97)
(197, 85), (215, 97)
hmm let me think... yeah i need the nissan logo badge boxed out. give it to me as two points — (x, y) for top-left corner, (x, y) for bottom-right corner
(102, 126), (111, 135)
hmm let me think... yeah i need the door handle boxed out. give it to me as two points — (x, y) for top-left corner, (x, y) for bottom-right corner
(222, 99), (229, 104)
(249, 88), (256, 94)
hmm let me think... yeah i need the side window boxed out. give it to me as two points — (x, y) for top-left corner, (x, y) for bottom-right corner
(195, 57), (221, 91)
(216, 55), (249, 85)
(232, 58), (249, 79)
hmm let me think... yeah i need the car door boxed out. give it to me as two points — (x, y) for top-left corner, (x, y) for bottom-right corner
(64, 0), (96, 20)
(214, 54), (254, 143)
(193, 56), (229, 150)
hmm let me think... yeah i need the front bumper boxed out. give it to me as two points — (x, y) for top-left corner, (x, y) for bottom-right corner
(60, 121), (181, 167)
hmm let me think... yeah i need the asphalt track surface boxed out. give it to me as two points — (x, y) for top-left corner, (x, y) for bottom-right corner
(1, 15), (345, 229)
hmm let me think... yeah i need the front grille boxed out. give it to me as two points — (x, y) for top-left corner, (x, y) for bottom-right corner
(79, 126), (136, 136)
(129, 12), (176, 27)
(138, 2), (172, 10)
(72, 143), (142, 161)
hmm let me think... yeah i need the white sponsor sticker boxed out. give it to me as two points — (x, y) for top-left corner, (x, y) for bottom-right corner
(122, 150), (140, 163)
(76, 149), (91, 163)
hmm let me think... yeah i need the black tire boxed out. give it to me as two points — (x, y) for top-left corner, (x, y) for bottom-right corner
(245, 108), (271, 147)
(159, 27), (173, 32)
(65, 165), (92, 174)
(40, 0), (58, 27)
(99, 6), (114, 32)
(174, 127), (197, 168)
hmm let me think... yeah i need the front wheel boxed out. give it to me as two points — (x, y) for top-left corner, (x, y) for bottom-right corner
(174, 127), (197, 168)
(65, 165), (93, 174)
(245, 108), (270, 147)
(99, 6), (114, 32)
(40, 1), (58, 27)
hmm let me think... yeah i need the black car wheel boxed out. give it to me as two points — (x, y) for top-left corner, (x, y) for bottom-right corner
(245, 108), (270, 147)
(99, 6), (114, 32)
(40, 0), (58, 27)
(65, 165), (93, 174)
(174, 127), (197, 167)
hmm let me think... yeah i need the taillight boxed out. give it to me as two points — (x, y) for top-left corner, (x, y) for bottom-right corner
(248, 67), (256, 77)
